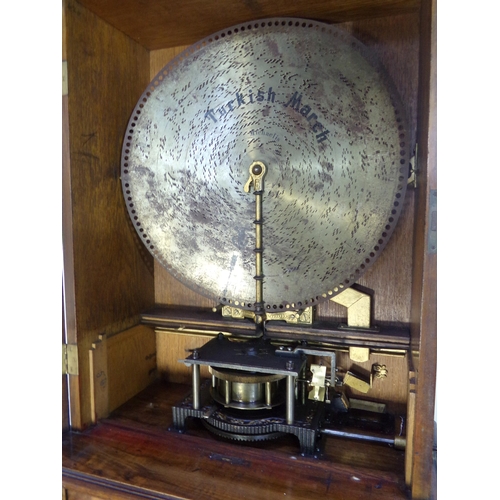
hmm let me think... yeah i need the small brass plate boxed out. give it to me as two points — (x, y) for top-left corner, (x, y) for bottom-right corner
(343, 371), (370, 393)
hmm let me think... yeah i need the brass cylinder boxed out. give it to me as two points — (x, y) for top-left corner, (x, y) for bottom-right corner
(231, 381), (263, 403)
(209, 367), (285, 410)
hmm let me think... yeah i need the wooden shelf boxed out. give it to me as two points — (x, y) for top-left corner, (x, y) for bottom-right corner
(63, 381), (409, 500)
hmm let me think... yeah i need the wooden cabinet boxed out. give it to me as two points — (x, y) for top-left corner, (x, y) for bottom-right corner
(62, 0), (436, 498)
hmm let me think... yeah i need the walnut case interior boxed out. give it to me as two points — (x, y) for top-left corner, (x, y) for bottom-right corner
(62, 1), (436, 499)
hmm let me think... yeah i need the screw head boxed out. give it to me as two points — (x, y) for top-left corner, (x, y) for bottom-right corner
(252, 163), (263, 175)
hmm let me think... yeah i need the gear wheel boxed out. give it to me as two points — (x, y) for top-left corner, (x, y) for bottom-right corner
(202, 420), (285, 442)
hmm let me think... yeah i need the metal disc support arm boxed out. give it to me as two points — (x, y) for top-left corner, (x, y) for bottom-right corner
(244, 161), (267, 334)
(331, 287), (372, 362)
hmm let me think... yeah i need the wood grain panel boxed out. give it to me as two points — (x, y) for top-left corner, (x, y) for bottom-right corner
(156, 331), (212, 384)
(409, 0), (437, 497)
(63, 6), (81, 424)
(62, 375), (70, 431)
(63, 1), (67, 60)
(107, 326), (157, 412)
(89, 334), (109, 423)
(154, 262), (217, 309)
(67, 490), (108, 500)
(76, 0), (420, 50)
(64, 88), (83, 427)
(62, 77), (72, 432)
(65, 0), (154, 428)
(149, 46), (189, 79)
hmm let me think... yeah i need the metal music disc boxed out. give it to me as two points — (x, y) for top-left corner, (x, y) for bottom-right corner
(121, 18), (409, 310)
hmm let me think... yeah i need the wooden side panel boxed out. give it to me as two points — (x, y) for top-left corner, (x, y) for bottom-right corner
(89, 335), (109, 423)
(79, 326), (157, 426)
(107, 326), (157, 413)
(63, 79), (82, 426)
(76, 0), (420, 50)
(65, 0), (153, 428)
(66, 490), (108, 500)
(63, 374), (70, 431)
(63, 83), (71, 432)
(405, 371), (417, 486)
(409, 0), (437, 497)
(63, 1), (79, 429)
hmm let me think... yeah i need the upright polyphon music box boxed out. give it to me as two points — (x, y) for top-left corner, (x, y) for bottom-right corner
(62, 1), (436, 498)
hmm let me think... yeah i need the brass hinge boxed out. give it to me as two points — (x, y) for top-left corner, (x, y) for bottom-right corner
(62, 344), (78, 375)
(407, 143), (418, 189)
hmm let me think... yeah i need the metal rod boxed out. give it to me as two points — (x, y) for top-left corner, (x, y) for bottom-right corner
(254, 188), (264, 332)
(225, 380), (231, 405)
(320, 427), (406, 449)
(286, 375), (295, 424)
(245, 161), (267, 336)
(192, 364), (200, 410)
(299, 364), (307, 405)
(265, 381), (272, 406)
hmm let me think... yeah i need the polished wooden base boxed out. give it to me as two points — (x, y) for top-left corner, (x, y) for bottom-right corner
(63, 380), (413, 499)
